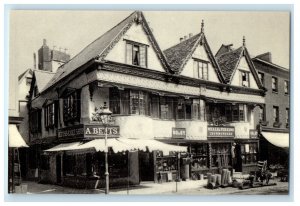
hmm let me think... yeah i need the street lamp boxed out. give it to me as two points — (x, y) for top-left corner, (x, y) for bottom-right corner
(99, 102), (112, 195)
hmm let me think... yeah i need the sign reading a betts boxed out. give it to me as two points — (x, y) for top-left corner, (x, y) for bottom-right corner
(207, 126), (235, 138)
(84, 124), (120, 138)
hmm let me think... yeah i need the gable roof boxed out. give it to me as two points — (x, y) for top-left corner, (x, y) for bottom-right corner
(41, 11), (171, 94)
(215, 45), (264, 89)
(18, 68), (33, 81)
(33, 70), (55, 93)
(163, 32), (225, 82)
(215, 46), (244, 82)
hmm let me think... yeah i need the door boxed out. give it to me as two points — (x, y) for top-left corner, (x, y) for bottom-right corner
(139, 152), (154, 181)
(234, 144), (243, 172)
(56, 155), (62, 184)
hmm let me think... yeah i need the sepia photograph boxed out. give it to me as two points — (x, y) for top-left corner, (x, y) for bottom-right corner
(7, 8), (291, 198)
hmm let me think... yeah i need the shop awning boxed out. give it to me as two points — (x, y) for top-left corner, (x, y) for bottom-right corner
(44, 142), (83, 152)
(9, 124), (28, 148)
(76, 139), (136, 153)
(118, 139), (187, 155)
(261, 132), (289, 149)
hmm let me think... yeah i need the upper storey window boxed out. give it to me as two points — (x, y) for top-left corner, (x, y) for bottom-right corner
(193, 60), (208, 80)
(63, 90), (81, 123)
(284, 80), (289, 95)
(240, 70), (250, 87)
(126, 41), (147, 68)
(258, 72), (264, 86)
(272, 77), (278, 93)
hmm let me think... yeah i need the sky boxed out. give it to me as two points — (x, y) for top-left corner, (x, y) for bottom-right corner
(9, 10), (290, 111)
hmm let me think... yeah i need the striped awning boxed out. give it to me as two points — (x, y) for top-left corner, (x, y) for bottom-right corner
(261, 132), (289, 149)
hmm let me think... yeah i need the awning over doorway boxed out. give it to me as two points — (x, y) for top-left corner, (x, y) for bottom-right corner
(44, 142), (83, 152)
(261, 132), (289, 149)
(9, 124), (28, 148)
(118, 139), (187, 155)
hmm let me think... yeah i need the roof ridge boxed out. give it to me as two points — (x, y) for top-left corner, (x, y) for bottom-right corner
(216, 46), (242, 59)
(253, 58), (289, 71)
(59, 11), (137, 70)
(163, 33), (201, 53)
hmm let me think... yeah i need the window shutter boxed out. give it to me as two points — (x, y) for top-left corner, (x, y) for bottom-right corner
(126, 43), (132, 64)
(140, 45), (146, 67)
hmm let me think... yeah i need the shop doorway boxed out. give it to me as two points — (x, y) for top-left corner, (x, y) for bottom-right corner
(56, 155), (62, 184)
(234, 144), (243, 172)
(139, 152), (154, 181)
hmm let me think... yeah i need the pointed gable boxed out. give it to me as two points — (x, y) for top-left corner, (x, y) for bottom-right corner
(216, 45), (263, 89)
(104, 12), (169, 73)
(164, 33), (225, 83)
(42, 11), (171, 94)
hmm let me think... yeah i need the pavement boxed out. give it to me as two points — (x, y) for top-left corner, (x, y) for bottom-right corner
(19, 179), (207, 195)
(15, 178), (288, 195)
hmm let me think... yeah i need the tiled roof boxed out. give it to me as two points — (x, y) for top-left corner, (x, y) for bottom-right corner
(42, 11), (138, 93)
(215, 47), (243, 83)
(33, 70), (55, 93)
(164, 33), (202, 73)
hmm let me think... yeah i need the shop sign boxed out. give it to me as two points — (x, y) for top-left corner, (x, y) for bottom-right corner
(207, 126), (235, 138)
(58, 124), (84, 139)
(84, 124), (120, 138)
(172, 128), (186, 139)
(249, 129), (258, 138)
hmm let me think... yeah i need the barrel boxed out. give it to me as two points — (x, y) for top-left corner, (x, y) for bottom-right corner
(207, 173), (212, 185)
(216, 174), (222, 185)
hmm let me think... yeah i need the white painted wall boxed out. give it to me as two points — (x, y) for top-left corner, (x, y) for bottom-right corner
(104, 22), (165, 73)
(231, 56), (259, 89)
(180, 44), (220, 83)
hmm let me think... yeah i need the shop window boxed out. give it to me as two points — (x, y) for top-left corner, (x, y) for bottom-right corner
(193, 60), (208, 80)
(284, 80), (289, 95)
(63, 91), (80, 123)
(130, 90), (149, 115)
(126, 41), (147, 68)
(211, 143), (231, 168)
(240, 70), (250, 87)
(44, 102), (57, 129)
(156, 152), (177, 172)
(160, 97), (174, 120)
(241, 143), (258, 164)
(30, 109), (41, 133)
(190, 144), (208, 170)
(258, 72), (264, 86)
(272, 77), (278, 92)
(273, 106), (279, 123)
(150, 94), (160, 118)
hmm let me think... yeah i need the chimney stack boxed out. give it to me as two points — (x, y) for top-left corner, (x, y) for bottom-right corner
(189, 33), (193, 38)
(184, 35), (187, 40)
(43, 39), (47, 46)
(180, 37), (184, 42)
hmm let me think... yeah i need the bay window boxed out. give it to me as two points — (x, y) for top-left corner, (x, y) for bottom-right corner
(63, 90), (80, 123)
(130, 90), (149, 115)
(150, 94), (160, 118)
(160, 96), (174, 120)
(109, 88), (130, 115)
(44, 102), (57, 129)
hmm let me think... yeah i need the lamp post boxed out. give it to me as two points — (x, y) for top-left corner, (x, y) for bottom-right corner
(99, 102), (112, 195)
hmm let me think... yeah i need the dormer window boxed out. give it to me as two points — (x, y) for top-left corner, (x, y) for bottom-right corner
(126, 41), (147, 68)
(240, 70), (250, 87)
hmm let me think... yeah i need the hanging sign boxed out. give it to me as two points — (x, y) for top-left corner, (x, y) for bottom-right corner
(84, 124), (120, 139)
(172, 128), (186, 139)
(207, 126), (235, 138)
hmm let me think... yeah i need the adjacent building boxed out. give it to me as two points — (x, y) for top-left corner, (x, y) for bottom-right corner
(26, 11), (274, 188)
(252, 53), (289, 167)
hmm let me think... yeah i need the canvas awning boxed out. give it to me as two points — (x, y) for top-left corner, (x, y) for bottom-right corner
(9, 124), (28, 148)
(76, 139), (135, 153)
(261, 132), (289, 149)
(118, 138), (187, 155)
(44, 142), (83, 152)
